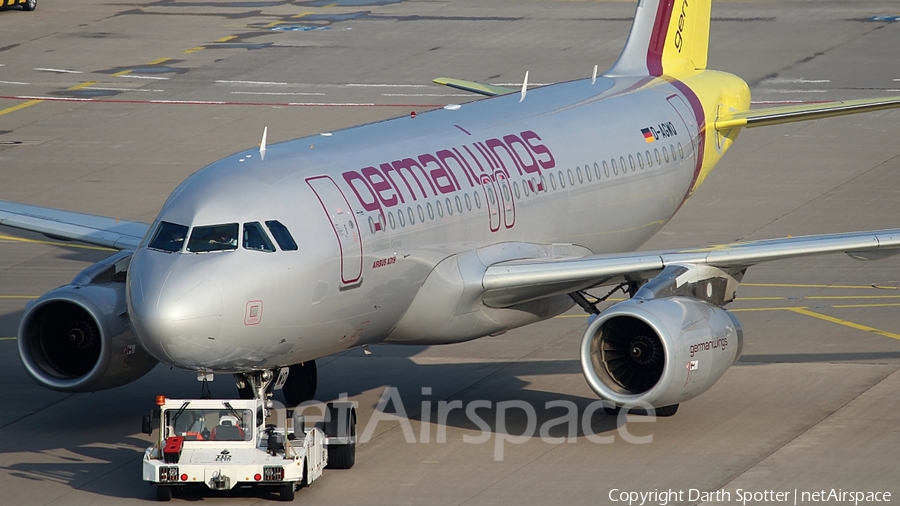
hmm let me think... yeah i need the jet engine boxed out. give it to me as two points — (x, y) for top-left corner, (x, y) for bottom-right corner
(580, 296), (743, 410)
(18, 251), (158, 392)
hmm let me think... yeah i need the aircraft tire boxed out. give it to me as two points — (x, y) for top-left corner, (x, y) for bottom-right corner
(282, 361), (317, 406)
(654, 404), (679, 417)
(23, 0), (36, 10)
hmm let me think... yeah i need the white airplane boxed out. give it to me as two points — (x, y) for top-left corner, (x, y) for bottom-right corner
(3, 0), (900, 420)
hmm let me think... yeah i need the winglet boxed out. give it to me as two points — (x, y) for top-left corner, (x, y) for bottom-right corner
(259, 126), (268, 161)
(519, 71), (529, 103)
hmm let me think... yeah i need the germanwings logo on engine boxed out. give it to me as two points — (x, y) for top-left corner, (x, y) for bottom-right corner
(689, 337), (728, 357)
(339, 130), (555, 218)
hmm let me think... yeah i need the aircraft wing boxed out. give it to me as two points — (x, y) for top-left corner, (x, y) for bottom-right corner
(481, 229), (900, 307)
(432, 77), (517, 97)
(716, 95), (900, 130)
(0, 200), (149, 250)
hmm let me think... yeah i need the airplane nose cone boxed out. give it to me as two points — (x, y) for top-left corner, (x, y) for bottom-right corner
(128, 257), (223, 368)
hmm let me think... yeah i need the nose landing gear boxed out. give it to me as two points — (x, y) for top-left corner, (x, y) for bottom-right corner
(233, 360), (317, 405)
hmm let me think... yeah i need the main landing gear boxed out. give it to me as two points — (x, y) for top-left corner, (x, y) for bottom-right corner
(233, 361), (318, 405)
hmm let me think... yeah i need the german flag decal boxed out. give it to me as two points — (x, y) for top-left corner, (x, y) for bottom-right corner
(641, 128), (656, 143)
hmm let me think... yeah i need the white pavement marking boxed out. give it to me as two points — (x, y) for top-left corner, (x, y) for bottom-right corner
(231, 91), (326, 96)
(33, 68), (82, 74)
(150, 100), (226, 104)
(216, 79), (290, 85)
(0, 80), (29, 85)
(764, 89), (828, 93)
(346, 83), (429, 88)
(762, 78), (831, 84)
(382, 93), (473, 97)
(119, 75), (169, 80)
(90, 87), (165, 92)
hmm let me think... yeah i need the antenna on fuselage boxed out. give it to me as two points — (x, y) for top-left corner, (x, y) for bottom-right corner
(259, 126), (268, 161)
(591, 64), (598, 85)
(519, 71), (529, 102)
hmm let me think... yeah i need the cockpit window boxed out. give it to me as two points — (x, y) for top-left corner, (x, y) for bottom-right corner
(265, 220), (298, 251)
(243, 222), (275, 252)
(187, 223), (239, 253)
(148, 222), (188, 253)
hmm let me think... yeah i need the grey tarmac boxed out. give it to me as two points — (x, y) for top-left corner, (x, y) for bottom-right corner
(1, 0), (899, 504)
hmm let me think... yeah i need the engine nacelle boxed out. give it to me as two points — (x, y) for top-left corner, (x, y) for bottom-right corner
(580, 296), (743, 408)
(18, 251), (158, 392)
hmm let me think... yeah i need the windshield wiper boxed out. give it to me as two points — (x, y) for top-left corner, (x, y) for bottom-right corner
(171, 401), (190, 430)
(223, 401), (244, 426)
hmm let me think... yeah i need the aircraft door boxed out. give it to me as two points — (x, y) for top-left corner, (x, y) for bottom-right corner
(494, 171), (516, 229)
(480, 174), (501, 232)
(306, 176), (363, 287)
(667, 94), (698, 160)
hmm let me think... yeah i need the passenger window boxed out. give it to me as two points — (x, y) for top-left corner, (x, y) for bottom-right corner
(187, 223), (239, 253)
(242, 222), (275, 252)
(148, 221), (188, 253)
(584, 165), (591, 182)
(678, 143), (684, 159)
(474, 191), (482, 209)
(513, 182), (520, 199)
(455, 195), (463, 213)
(646, 150), (653, 167)
(619, 156), (627, 173)
(265, 221), (298, 251)
(602, 160), (610, 177)
(549, 172), (557, 190)
(446, 197), (454, 215)
(407, 207), (415, 225)
(417, 205), (425, 222)
(388, 211), (396, 229)
(611, 159), (618, 176)
(398, 210), (406, 227)
(594, 162), (601, 179)
(427, 202), (434, 220)
(670, 144), (677, 160)
(465, 193), (472, 210)
(524, 182), (531, 196)
(540, 175), (547, 192)
(437, 200), (444, 217)
(628, 155), (635, 171)
(663, 146), (670, 163)
(637, 152), (644, 169)
(654, 149), (661, 165)
(567, 169), (574, 186)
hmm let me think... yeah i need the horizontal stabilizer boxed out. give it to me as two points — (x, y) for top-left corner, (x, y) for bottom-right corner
(0, 200), (149, 250)
(716, 95), (900, 130)
(432, 77), (517, 97)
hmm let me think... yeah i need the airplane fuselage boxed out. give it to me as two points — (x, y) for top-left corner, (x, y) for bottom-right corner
(126, 70), (750, 373)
